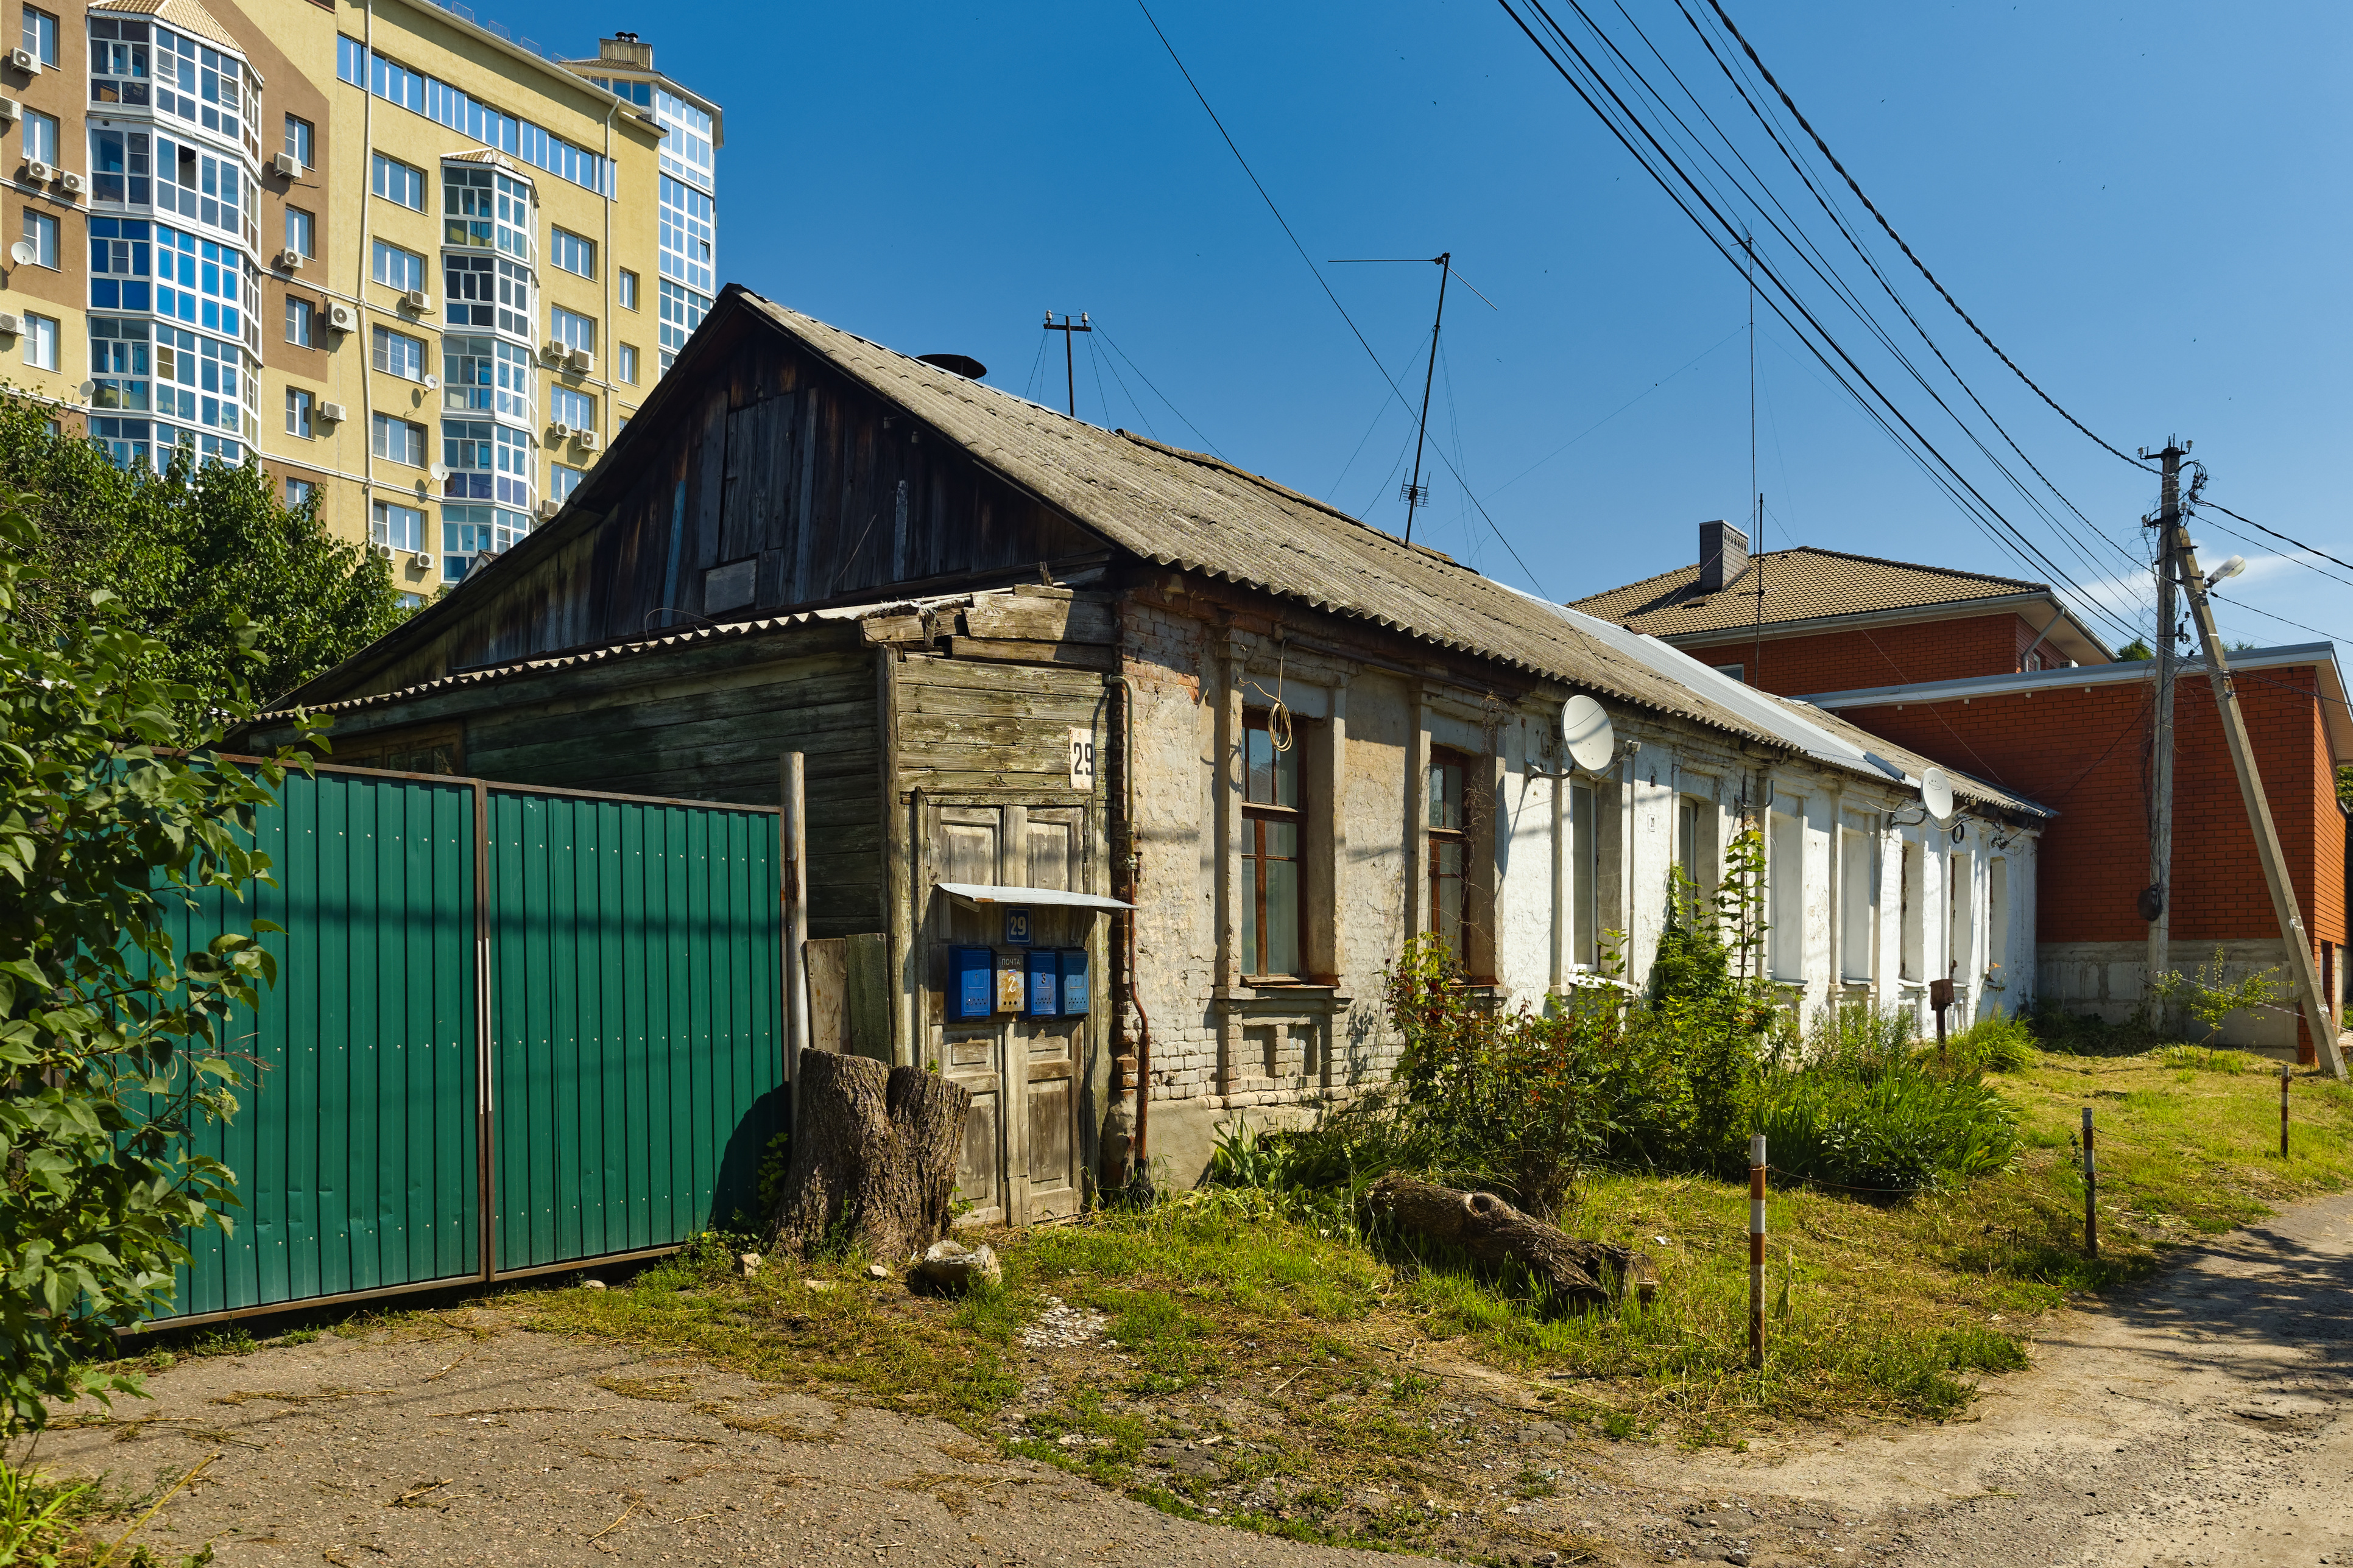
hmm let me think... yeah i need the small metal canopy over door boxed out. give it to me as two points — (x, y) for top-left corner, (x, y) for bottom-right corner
(919, 801), (1098, 1226)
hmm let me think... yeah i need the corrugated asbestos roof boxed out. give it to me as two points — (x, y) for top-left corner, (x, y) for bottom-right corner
(1570, 546), (2050, 638)
(737, 294), (1829, 756)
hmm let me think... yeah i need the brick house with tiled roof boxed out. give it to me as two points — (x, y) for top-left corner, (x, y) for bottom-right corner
(1576, 522), (2351, 1060)
(1571, 521), (2114, 695)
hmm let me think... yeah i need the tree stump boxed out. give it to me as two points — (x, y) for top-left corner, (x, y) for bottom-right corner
(767, 1051), (971, 1265)
(1367, 1173), (1657, 1312)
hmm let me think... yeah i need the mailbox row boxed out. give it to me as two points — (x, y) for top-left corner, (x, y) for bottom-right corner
(950, 946), (1090, 1022)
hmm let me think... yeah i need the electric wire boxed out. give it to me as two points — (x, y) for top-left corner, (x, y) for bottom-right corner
(1095, 328), (1230, 462)
(1481, 322), (1745, 500)
(1090, 331), (1161, 442)
(1498, 0), (2144, 642)
(1136, 0), (1551, 596)
(2206, 593), (2352, 649)
(2190, 496), (2353, 583)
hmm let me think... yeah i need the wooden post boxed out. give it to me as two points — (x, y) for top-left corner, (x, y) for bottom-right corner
(2081, 1106), (2097, 1260)
(2280, 1063), (2291, 1159)
(781, 753), (810, 1092)
(2168, 519), (2345, 1078)
(1748, 1133), (1766, 1368)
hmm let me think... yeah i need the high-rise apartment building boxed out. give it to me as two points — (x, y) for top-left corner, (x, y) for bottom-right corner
(0, 0), (719, 603)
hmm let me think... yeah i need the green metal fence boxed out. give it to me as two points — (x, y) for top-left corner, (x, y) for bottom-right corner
(150, 765), (784, 1326)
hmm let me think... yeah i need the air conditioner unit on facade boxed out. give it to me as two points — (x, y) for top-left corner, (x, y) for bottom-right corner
(0, 97), (21, 122)
(536, 498), (560, 519)
(270, 150), (299, 178)
(276, 249), (304, 272)
(8, 48), (38, 75)
(411, 550), (433, 570)
(564, 348), (593, 376)
(540, 339), (566, 362)
(317, 401), (347, 423)
(0, 313), (21, 336)
(576, 430), (601, 452)
(371, 542), (392, 560)
(326, 301), (358, 332)
(401, 289), (429, 312)
(23, 159), (52, 183)
(57, 171), (82, 195)
(547, 421), (570, 441)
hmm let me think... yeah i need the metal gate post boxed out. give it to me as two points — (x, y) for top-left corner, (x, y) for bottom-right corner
(781, 753), (809, 1090)
(474, 779), (496, 1282)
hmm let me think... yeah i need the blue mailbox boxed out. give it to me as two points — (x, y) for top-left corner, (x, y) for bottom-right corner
(949, 946), (995, 1021)
(1058, 948), (1090, 1017)
(1026, 947), (1060, 1017)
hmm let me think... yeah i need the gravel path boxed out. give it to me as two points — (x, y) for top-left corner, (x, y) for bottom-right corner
(35, 1189), (2353, 1566)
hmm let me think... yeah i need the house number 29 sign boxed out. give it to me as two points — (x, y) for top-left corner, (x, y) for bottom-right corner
(1068, 728), (1096, 792)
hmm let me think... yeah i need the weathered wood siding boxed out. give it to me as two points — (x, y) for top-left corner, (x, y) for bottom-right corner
(255, 626), (888, 938)
(892, 654), (1109, 798)
(320, 314), (1107, 703)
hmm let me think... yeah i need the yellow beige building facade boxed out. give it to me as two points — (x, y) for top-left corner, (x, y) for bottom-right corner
(0, 0), (718, 602)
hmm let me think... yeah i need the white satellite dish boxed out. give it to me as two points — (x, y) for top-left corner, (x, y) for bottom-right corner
(1561, 694), (1615, 773)
(1920, 766), (1956, 826)
(428, 463), (450, 482)
(8, 240), (34, 267)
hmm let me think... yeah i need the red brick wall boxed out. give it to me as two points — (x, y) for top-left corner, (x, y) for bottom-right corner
(1679, 611), (2052, 697)
(1840, 666), (2345, 1055)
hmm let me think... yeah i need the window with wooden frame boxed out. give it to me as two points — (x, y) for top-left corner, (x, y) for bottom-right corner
(1240, 708), (1302, 979)
(1428, 747), (1472, 966)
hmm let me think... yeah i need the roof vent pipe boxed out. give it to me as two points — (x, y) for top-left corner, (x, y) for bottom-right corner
(1699, 519), (1749, 593)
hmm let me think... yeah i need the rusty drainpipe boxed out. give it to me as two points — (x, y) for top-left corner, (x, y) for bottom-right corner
(1105, 670), (1150, 1183)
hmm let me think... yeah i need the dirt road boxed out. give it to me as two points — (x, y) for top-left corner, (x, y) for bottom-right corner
(36, 1190), (2353, 1566)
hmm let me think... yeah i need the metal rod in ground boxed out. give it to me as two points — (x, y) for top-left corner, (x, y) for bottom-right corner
(1748, 1133), (1766, 1368)
(2081, 1106), (2097, 1260)
(2281, 1063), (2291, 1158)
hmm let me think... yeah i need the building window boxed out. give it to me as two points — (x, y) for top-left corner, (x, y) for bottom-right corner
(441, 504), (527, 582)
(1838, 812), (1877, 983)
(1986, 857), (2009, 985)
(550, 462), (585, 502)
(285, 475), (316, 508)
(284, 205), (314, 258)
(1768, 803), (1803, 981)
(370, 498), (423, 552)
(549, 227), (594, 278)
(1241, 708), (1302, 979)
(283, 386), (312, 437)
(1947, 852), (1969, 985)
(549, 384), (593, 430)
(616, 267), (638, 310)
(657, 174), (713, 290)
(284, 295), (314, 346)
(21, 6), (55, 66)
(283, 113), (313, 169)
(395, 591), (423, 609)
(1675, 794), (1716, 917)
(371, 238), (423, 292)
(442, 334), (533, 420)
(1899, 838), (1923, 982)
(20, 208), (55, 269)
(657, 278), (705, 371)
(21, 108), (55, 166)
(616, 342), (638, 384)
(442, 164), (532, 261)
(371, 323), (425, 380)
(549, 304), (595, 354)
(443, 253), (531, 336)
(370, 152), (424, 210)
(1427, 747), (1475, 965)
(1710, 662), (1745, 684)
(1568, 778), (1599, 969)
(370, 410), (423, 465)
(19, 311), (55, 370)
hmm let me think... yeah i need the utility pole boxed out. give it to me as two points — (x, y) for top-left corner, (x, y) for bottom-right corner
(2158, 457), (2347, 1078)
(2142, 441), (2181, 1011)
(1043, 311), (1091, 419)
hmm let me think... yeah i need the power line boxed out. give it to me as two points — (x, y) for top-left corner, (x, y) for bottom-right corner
(2190, 494), (2353, 583)
(1096, 328), (1230, 462)
(2207, 592), (2351, 649)
(1698, 0), (2151, 475)
(1135, 0), (1550, 596)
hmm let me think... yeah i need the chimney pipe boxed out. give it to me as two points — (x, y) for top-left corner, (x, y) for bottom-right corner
(1699, 519), (1749, 593)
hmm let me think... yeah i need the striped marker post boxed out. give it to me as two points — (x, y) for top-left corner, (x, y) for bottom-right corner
(1748, 1133), (1766, 1368)
(2281, 1063), (2292, 1158)
(2081, 1106), (2097, 1261)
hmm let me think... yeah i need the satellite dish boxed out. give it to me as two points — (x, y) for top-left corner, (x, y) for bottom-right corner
(917, 353), (987, 379)
(8, 240), (34, 267)
(1920, 766), (1956, 826)
(428, 463), (450, 482)
(1561, 694), (1615, 773)
(423, 374), (440, 391)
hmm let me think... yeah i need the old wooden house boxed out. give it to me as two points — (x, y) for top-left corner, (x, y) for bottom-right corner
(255, 286), (2047, 1208)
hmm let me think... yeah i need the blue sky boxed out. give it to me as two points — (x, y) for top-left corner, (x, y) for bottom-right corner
(500, 1), (2349, 655)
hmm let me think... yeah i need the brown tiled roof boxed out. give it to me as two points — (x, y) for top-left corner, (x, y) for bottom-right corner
(1570, 547), (2049, 638)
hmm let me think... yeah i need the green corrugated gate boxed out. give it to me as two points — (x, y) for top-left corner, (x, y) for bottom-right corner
(150, 767), (784, 1326)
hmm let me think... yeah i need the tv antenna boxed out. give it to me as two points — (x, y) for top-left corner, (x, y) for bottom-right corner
(1330, 253), (1495, 545)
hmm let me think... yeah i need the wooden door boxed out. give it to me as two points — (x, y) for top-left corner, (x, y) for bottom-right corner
(920, 800), (1091, 1226)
